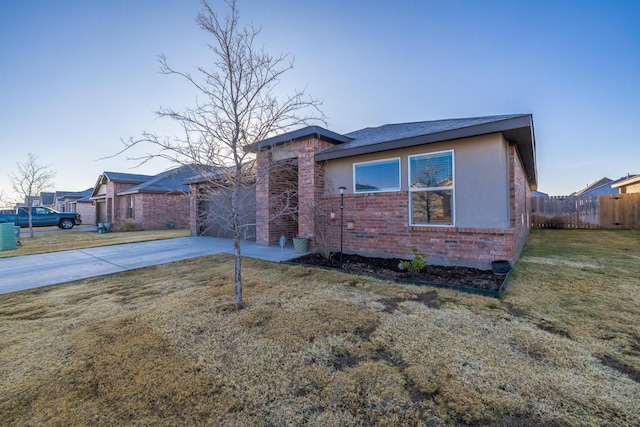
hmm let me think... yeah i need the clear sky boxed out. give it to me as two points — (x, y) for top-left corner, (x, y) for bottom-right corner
(1, 0), (639, 203)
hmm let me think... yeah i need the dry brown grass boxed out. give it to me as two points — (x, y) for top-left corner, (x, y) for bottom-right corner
(0, 228), (189, 258)
(1, 229), (639, 426)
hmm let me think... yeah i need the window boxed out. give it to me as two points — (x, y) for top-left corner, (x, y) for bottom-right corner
(127, 196), (135, 219)
(354, 158), (400, 193)
(409, 151), (454, 225)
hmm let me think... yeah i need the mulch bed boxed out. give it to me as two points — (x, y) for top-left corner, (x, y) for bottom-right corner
(288, 252), (510, 297)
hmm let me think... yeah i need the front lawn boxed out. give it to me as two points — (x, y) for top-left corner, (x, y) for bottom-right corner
(0, 229), (638, 425)
(0, 228), (190, 258)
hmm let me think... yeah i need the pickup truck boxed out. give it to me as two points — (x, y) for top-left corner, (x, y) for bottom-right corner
(0, 207), (81, 229)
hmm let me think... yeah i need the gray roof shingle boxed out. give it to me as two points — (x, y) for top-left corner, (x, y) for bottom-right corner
(117, 165), (198, 195)
(103, 172), (154, 183)
(319, 114), (529, 157)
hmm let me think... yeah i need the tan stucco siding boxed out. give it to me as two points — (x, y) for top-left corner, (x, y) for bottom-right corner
(322, 133), (511, 229)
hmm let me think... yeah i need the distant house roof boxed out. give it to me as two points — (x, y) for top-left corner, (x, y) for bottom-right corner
(76, 196), (94, 204)
(117, 165), (200, 195)
(611, 174), (640, 189)
(532, 190), (548, 197)
(102, 172), (154, 183)
(573, 175), (634, 196)
(252, 114), (537, 188)
(572, 177), (614, 196)
(181, 167), (235, 185)
(55, 188), (93, 200)
(91, 171), (155, 198)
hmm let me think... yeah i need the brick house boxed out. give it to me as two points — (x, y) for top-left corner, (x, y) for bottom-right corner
(90, 166), (195, 230)
(51, 189), (93, 212)
(252, 114), (537, 269)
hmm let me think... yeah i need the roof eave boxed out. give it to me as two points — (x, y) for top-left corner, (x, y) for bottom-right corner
(117, 189), (189, 196)
(247, 126), (353, 152)
(315, 115), (537, 187)
(611, 175), (640, 188)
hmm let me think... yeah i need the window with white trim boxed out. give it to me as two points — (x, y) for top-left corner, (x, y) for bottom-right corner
(409, 150), (454, 225)
(127, 195), (135, 219)
(353, 158), (400, 193)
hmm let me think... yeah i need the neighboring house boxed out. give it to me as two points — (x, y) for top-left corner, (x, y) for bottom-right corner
(52, 189), (93, 213)
(251, 114), (537, 269)
(611, 174), (640, 194)
(90, 166), (195, 230)
(571, 177), (618, 196)
(572, 176), (638, 196)
(532, 190), (548, 197)
(20, 193), (53, 208)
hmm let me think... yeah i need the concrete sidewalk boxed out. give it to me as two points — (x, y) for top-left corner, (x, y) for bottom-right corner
(0, 236), (303, 295)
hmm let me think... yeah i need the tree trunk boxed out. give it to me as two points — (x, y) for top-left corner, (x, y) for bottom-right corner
(234, 237), (243, 310)
(232, 184), (243, 310)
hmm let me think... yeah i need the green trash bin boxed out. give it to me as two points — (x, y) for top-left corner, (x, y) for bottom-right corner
(293, 237), (309, 253)
(0, 222), (17, 251)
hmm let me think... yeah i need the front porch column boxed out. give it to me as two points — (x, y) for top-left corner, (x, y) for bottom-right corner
(255, 150), (271, 245)
(297, 146), (317, 239)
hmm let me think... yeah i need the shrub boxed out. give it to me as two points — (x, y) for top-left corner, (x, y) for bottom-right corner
(400, 247), (428, 273)
(113, 219), (137, 232)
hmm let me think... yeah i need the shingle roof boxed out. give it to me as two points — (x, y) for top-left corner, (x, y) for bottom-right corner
(76, 196), (94, 204)
(572, 177), (614, 196)
(318, 114), (530, 158)
(253, 114), (537, 187)
(103, 172), (154, 183)
(117, 165), (200, 195)
(611, 174), (640, 189)
(317, 114), (536, 187)
(55, 188), (93, 199)
(247, 126), (352, 152)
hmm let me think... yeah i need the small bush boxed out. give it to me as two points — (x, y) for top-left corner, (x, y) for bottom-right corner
(400, 247), (428, 273)
(113, 219), (137, 232)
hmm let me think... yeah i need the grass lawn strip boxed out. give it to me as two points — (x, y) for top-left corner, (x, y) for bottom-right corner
(0, 228), (190, 258)
(0, 229), (638, 425)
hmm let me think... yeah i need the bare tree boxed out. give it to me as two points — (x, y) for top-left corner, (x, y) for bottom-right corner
(116, 0), (323, 309)
(8, 153), (56, 238)
(0, 189), (12, 208)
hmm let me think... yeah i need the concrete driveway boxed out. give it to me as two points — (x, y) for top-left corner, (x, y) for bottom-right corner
(0, 236), (303, 295)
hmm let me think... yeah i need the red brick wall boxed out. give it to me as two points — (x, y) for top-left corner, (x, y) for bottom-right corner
(256, 137), (333, 245)
(509, 145), (531, 261)
(136, 193), (190, 230)
(106, 182), (137, 224)
(322, 192), (519, 269)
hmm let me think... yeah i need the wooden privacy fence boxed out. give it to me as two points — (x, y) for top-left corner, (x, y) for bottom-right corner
(531, 194), (640, 229)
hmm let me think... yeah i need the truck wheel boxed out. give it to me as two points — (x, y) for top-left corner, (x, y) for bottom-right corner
(59, 219), (75, 229)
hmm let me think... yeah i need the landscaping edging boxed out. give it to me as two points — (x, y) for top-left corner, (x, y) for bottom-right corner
(283, 261), (512, 298)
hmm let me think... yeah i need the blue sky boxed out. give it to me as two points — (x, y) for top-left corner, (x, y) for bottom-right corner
(1, 0), (639, 202)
